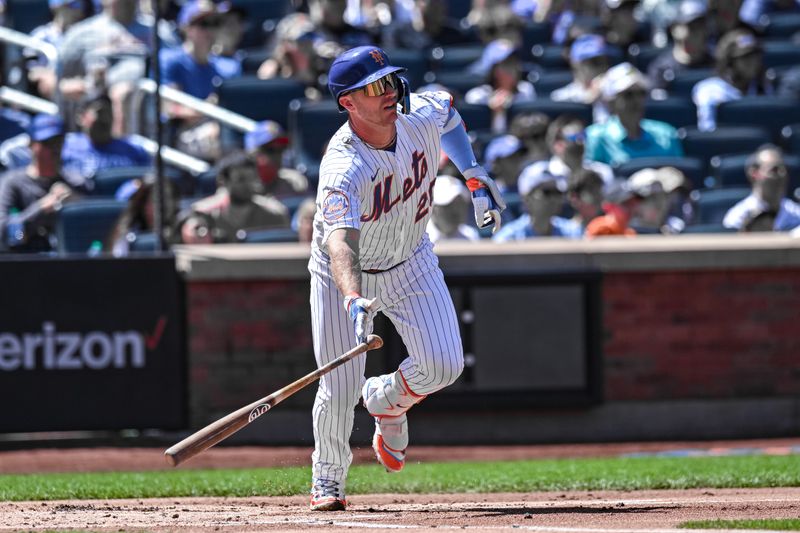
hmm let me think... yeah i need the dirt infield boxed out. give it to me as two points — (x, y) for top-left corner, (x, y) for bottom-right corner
(2, 488), (799, 532)
(1, 439), (799, 531)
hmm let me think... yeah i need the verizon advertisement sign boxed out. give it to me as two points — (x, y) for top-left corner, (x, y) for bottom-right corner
(0, 256), (186, 432)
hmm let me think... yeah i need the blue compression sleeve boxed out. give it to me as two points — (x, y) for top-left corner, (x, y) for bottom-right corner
(440, 108), (481, 175)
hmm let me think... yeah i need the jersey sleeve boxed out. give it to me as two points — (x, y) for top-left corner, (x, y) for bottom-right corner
(410, 90), (454, 134)
(317, 167), (362, 246)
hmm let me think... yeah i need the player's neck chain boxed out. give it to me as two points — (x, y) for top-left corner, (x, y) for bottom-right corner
(350, 120), (397, 151)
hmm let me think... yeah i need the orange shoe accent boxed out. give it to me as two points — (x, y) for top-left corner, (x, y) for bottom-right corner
(373, 433), (405, 472)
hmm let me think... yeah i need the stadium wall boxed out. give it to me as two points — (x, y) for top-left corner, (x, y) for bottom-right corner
(176, 235), (800, 445)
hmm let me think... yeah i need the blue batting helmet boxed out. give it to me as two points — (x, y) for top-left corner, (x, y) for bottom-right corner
(328, 46), (407, 111)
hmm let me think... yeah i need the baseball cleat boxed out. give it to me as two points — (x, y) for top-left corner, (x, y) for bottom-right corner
(373, 431), (406, 472)
(310, 478), (347, 511)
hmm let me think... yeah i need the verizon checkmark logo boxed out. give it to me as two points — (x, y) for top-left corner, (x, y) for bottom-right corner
(145, 316), (168, 350)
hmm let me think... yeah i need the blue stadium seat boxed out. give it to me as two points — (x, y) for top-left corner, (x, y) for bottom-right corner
(645, 97), (698, 129)
(281, 194), (313, 219)
(613, 156), (706, 189)
(240, 48), (271, 75)
(710, 153), (800, 190)
(762, 41), (800, 69)
(91, 166), (150, 197)
(128, 231), (159, 253)
(243, 227), (298, 243)
(692, 187), (750, 225)
(429, 45), (484, 72)
(531, 44), (569, 69)
(630, 43), (665, 71)
(509, 100), (593, 125)
(454, 102), (492, 131)
(229, 0), (293, 48)
(521, 22), (552, 59)
(0, 108), (29, 144)
(781, 123), (800, 156)
(431, 71), (486, 100)
(288, 99), (346, 183)
(216, 77), (307, 129)
(195, 169), (218, 196)
(383, 48), (429, 90)
(681, 223), (737, 233)
(679, 125), (771, 166)
(716, 97), (800, 141)
(444, 0), (472, 19)
(762, 12), (800, 38)
(665, 68), (715, 97)
(6, 0), (50, 33)
(55, 199), (126, 254)
(528, 70), (573, 97)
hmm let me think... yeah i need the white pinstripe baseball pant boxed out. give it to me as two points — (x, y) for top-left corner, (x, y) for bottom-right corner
(308, 246), (464, 485)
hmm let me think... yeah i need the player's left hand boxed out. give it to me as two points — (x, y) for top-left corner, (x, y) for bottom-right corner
(343, 294), (377, 345)
(465, 172), (506, 234)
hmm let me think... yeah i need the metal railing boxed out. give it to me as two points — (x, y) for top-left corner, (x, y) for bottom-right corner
(0, 86), (210, 175)
(135, 78), (257, 133)
(0, 26), (58, 65)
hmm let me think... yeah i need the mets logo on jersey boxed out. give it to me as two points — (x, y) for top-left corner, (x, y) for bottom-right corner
(369, 50), (385, 65)
(323, 190), (350, 222)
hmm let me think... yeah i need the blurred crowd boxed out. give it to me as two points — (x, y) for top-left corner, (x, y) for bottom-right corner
(1, 0), (800, 255)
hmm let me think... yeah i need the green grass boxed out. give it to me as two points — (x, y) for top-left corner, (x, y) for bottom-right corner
(680, 519), (800, 530)
(0, 454), (798, 501)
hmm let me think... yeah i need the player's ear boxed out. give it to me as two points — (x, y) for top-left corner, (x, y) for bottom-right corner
(339, 94), (356, 112)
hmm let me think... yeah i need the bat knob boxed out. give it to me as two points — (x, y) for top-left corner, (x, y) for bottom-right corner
(366, 334), (383, 350)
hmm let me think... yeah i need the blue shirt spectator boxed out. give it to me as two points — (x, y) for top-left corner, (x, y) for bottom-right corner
(160, 47), (241, 100)
(493, 167), (582, 241)
(60, 132), (150, 190)
(586, 63), (683, 166)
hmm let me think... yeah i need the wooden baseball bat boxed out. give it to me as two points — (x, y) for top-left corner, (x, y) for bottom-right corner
(164, 334), (383, 467)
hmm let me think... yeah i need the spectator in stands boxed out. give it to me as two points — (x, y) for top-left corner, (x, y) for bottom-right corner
(308, 0), (373, 47)
(244, 120), (308, 198)
(509, 111), (551, 165)
(709, 0), (747, 37)
(469, 2), (524, 46)
(585, 62), (683, 166)
(57, 0), (151, 134)
(161, 0), (241, 161)
(585, 180), (640, 237)
(178, 209), (216, 244)
(723, 145), (800, 231)
(648, 0), (714, 92)
(493, 167), (582, 240)
(293, 197), (316, 244)
(551, 34), (611, 123)
(692, 29), (769, 132)
(627, 168), (686, 233)
(213, 1), (247, 59)
(740, 207), (777, 232)
(105, 175), (179, 256)
(60, 91), (151, 192)
(191, 151), (290, 242)
(484, 134), (527, 192)
(566, 168), (605, 232)
(526, 115), (615, 189)
(465, 39), (536, 133)
(601, 0), (643, 49)
(0, 115), (77, 253)
(26, 0), (87, 100)
(379, 0), (465, 49)
(257, 13), (341, 100)
(427, 176), (480, 243)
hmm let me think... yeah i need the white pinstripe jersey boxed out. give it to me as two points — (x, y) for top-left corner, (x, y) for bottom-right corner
(312, 91), (452, 271)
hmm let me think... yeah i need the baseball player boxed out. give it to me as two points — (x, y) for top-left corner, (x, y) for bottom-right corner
(308, 46), (506, 511)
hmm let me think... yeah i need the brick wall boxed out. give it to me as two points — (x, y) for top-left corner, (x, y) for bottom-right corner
(185, 267), (800, 430)
(603, 268), (800, 402)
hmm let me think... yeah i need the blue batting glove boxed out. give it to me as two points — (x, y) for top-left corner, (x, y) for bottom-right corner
(343, 294), (376, 345)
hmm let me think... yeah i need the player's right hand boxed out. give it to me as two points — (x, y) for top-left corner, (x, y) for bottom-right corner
(343, 294), (376, 345)
(465, 174), (506, 234)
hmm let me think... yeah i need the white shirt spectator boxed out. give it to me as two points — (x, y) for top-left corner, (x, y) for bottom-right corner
(723, 194), (800, 231)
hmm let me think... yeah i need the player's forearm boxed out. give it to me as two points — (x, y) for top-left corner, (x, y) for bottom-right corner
(328, 228), (363, 298)
(440, 108), (482, 176)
